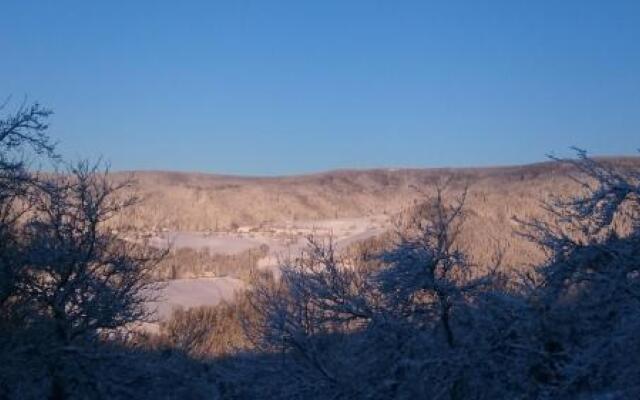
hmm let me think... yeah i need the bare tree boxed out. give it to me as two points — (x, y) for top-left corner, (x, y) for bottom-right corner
(0, 101), (56, 319)
(0, 100), (56, 171)
(518, 148), (640, 261)
(517, 149), (640, 397)
(378, 181), (497, 347)
(20, 161), (163, 344)
(239, 181), (509, 399)
(0, 101), (218, 400)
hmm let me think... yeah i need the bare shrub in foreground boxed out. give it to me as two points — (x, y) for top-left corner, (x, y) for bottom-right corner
(159, 297), (254, 358)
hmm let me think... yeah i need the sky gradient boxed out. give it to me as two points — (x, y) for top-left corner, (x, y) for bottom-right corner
(1, 1), (639, 175)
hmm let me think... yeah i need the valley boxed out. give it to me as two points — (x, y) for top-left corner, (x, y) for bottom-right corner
(132, 158), (640, 320)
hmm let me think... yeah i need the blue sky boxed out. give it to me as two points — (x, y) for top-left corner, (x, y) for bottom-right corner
(1, 1), (638, 175)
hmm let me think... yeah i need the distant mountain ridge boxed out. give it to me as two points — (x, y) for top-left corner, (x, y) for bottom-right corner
(110, 156), (639, 270)
(114, 157), (639, 230)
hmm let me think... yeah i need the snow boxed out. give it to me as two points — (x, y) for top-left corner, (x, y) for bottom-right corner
(148, 277), (245, 320)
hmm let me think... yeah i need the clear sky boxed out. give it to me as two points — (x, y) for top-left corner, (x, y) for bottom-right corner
(1, 1), (638, 175)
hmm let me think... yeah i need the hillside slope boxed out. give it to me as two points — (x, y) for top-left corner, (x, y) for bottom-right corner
(114, 157), (640, 269)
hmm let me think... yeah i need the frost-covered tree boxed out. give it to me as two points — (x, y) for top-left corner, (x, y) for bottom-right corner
(518, 149), (640, 398)
(242, 239), (383, 397)
(21, 161), (163, 344)
(378, 183), (485, 345)
(0, 101), (56, 321)
(239, 181), (520, 399)
(370, 182), (525, 399)
(0, 102), (184, 399)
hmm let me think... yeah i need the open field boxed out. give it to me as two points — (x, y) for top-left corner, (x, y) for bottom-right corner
(150, 215), (387, 262)
(148, 277), (245, 320)
(146, 217), (389, 319)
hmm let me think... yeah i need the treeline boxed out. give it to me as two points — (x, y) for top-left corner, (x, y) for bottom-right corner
(154, 245), (269, 281)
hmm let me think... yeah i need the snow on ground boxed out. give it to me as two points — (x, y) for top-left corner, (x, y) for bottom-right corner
(148, 277), (245, 320)
(150, 232), (263, 255)
(147, 216), (389, 320)
(150, 216), (388, 265)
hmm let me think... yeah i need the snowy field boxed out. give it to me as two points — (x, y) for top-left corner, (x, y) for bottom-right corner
(148, 277), (245, 320)
(148, 216), (389, 320)
(149, 232), (263, 255)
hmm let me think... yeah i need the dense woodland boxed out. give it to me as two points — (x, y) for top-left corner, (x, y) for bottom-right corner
(1, 104), (639, 399)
